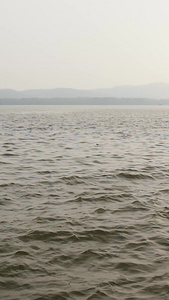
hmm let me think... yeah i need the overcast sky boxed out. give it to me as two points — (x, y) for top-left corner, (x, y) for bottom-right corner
(1, 0), (169, 90)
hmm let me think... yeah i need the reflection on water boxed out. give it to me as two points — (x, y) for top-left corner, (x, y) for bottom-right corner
(0, 105), (169, 300)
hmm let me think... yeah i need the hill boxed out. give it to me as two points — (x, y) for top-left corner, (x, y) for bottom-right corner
(1, 83), (169, 99)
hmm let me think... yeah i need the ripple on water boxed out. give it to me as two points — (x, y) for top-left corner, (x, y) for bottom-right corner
(0, 106), (169, 300)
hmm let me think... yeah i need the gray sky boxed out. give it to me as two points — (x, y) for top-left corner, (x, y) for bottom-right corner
(1, 0), (169, 90)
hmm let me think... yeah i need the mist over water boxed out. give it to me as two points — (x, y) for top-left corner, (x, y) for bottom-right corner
(0, 105), (169, 300)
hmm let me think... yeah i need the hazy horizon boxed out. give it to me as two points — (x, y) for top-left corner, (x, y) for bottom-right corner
(1, 0), (169, 90)
(1, 82), (169, 92)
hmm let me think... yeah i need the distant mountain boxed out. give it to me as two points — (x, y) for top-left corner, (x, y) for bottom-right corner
(1, 83), (169, 99)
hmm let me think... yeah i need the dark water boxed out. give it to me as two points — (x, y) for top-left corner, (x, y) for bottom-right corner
(0, 105), (169, 300)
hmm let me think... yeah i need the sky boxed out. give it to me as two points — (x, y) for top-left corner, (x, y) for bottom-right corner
(1, 0), (169, 90)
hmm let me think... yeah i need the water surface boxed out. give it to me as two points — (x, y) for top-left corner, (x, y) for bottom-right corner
(0, 105), (169, 300)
